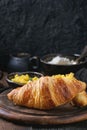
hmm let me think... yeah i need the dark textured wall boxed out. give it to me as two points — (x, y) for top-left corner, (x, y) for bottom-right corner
(0, 0), (87, 58)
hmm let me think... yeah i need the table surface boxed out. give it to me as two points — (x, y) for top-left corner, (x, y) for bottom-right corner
(0, 72), (87, 130)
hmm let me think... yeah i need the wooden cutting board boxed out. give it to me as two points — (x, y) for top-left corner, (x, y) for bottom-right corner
(0, 89), (87, 125)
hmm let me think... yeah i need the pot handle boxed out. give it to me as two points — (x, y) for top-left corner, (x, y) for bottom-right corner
(29, 56), (40, 71)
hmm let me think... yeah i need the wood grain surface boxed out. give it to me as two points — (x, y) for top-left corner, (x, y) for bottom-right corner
(0, 89), (87, 125)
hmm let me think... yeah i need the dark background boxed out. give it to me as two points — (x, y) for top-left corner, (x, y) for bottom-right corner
(0, 0), (87, 71)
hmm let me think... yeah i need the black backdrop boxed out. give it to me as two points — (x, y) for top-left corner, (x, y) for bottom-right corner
(0, 0), (87, 70)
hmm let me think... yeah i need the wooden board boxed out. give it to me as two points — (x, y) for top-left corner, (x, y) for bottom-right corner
(0, 89), (87, 125)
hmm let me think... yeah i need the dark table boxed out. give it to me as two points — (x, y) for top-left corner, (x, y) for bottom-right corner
(0, 71), (87, 130)
(0, 117), (87, 130)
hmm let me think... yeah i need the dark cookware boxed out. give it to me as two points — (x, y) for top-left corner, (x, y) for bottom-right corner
(30, 53), (87, 75)
(7, 53), (31, 73)
(6, 71), (43, 88)
(7, 52), (39, 73)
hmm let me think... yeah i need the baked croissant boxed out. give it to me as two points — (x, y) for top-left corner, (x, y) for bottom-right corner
(72, 91), (87, 107)
(7, 73), (87, 110)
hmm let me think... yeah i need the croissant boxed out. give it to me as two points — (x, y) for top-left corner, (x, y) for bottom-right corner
(72, 91), (87, 107)
(7, 73), (86, 110)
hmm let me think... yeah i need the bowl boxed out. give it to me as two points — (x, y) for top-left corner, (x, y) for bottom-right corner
(40, 53), (87, 75)
(6, 71), (44, 88)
